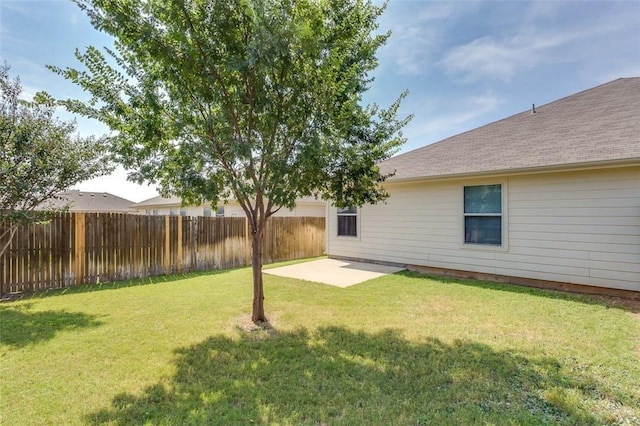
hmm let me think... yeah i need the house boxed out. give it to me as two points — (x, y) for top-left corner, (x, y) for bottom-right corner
(132, 195), (326, 218)
(327, 78), (640, 296)
(43, 190), (137, 213)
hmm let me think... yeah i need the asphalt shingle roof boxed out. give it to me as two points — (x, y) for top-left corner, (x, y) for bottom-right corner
(47, 191), (137, 213)
(380, 77), (640, 181)
(133, 195), (183, 208)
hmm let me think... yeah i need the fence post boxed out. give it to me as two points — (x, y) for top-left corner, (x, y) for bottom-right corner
(4, 215), (326, 294)
(164, 216), (170, 274)
(74, 213), (85, 285)
(192, 217), (198, 271)
(177, 216), (183, 273)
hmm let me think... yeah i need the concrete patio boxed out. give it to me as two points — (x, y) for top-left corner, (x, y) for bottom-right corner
(264, 258), (405, 287)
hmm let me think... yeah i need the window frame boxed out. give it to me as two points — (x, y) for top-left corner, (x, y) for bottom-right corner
(461, 182), (508, 250)
(336, 206), (359, 238)
(215, 206), (225, 217)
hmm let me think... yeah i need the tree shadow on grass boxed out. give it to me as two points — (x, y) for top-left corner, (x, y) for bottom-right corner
(0, 304), (102, 348)
(88, 326), (629, 425)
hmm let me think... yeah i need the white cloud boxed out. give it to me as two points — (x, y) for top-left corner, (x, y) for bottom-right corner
(438, 3), (640, 83)
(521, 1), (563, 23)
(439, 31), (578, 82)
(19, 83), (40, 100)
(0, 1), (28, 14)
(434, 90), (503, 128)
(596, 65), (640, 83)
(402, 90), (504, 149)
(380, 25), (439, 75)
(69, 11), (79, 26)
(74, 166), (159, 203)
(415, 2), (461, 23)
(378, 2), (475, 75)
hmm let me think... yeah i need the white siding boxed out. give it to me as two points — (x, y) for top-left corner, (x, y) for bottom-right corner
(139, 206), (203, 216)
(223, 203), (247, 217)
(222, 202), (325, 217)
(272, 203), (326, 217)
(135, 202), (325, 218)
(327, 166), (640, 292)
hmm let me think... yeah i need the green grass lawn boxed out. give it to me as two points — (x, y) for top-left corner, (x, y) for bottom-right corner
(1, 261), (639, 425)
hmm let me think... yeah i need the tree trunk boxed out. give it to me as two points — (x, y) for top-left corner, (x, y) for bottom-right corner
(251, 229), (267, 324)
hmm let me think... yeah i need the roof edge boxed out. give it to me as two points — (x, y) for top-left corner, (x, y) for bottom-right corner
(385, 158), (640, 184)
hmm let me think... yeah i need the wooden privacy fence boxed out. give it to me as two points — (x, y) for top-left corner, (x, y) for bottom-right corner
(0, 213), (325, 296)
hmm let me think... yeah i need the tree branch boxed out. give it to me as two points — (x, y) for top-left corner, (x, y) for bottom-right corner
(0, 223), (18, 259)
(177, 1), (244, 143)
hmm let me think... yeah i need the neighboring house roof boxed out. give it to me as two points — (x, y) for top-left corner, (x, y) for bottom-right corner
(381, 77), (640, 181)
(132, 195), (325, 208)
(133, 195), (182, 208)
(45, 190), (137, 213)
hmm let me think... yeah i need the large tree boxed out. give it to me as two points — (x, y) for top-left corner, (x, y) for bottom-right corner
(0, 64), (111, 260)
(52, 0), (411, 323)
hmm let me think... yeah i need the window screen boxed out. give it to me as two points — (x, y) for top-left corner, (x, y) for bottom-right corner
(464, 184), (502, 246)
(337, 207), (357, 237)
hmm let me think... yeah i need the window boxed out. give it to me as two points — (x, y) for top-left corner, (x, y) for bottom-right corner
(180, 208), (187, 216)
(464, 184), (502, 246)
(169, 208), (178, 216)
(203, 206), (212, 217)
(337, 207), (357, 237)
(152, 209), (158, 216)
(216, 206), (225, 217)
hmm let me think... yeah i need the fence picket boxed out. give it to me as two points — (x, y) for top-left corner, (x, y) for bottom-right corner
(0, 213), (325, 296)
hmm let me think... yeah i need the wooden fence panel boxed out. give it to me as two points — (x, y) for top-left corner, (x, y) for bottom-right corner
(263, 216), (320, 264)
(0, 213), (325, 296)
(0, 214), (76, 294)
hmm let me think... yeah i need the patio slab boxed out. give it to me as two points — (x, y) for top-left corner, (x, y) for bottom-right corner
(264, 258), (405, 287)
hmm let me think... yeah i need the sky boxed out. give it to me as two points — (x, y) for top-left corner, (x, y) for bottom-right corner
(2, 0), (639, 203)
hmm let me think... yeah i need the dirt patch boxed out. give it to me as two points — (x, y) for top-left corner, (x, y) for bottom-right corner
(231, 313), (279, 338)
(593, 295), (640, 315)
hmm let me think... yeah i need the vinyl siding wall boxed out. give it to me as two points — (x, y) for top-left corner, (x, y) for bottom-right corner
(327, 166), (640, 292)
(222, 203), (325, 218)
(137, 202), (325, 218)
(272, 203), (326, 217)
